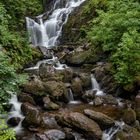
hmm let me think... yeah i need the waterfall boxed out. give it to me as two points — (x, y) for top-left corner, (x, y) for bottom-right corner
(67, 88), (74, 102)
(91, 74), (105, 96)
(26, 0), (85, 48)
(102, 121), (124, 140)
(9, 93), (24, 134)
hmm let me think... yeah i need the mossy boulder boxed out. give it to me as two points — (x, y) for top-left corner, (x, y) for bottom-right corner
(122, 108), (136, 125)
(84, 109), (115, 130)
(22, 77), (47, 96)
(115, 124), (140, 140)
(21, 103), (41, 127)
(44, 81), (67, 100)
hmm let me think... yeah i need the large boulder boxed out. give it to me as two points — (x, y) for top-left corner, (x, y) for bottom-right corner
(43, 96), (60, 110)
(39, 64), (64, 82)
(18, 93), (36, 105)
(56, 112), (102, 139)
(44, 81), (67, 100)
(80, 73), (91, 89)
(122, 108), (136, 125)
(102, 95), (118, 105)
(84, 109), (115, 130)
(21, 103), (41, 127)
(65, 51), (88, 66)
(22, 77), (46, 96)
(41, 113), (60, 129)
(71, 77), (83, 97)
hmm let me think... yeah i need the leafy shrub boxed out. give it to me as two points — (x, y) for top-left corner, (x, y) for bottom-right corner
(87, 0), (140, 85)
(0, 119), (16, 140)
(0, 47), (28, 113)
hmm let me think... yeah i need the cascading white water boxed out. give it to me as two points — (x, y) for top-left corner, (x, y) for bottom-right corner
(9, 93), (24, 134)
(26, 0), (86, 48)
(102, 121), (124, 140)
(67, 88), (74, 102)
(91, 74), (105, 96)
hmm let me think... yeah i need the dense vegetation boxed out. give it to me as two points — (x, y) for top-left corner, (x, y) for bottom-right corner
(82, 0), (140, 86)
(0, 1), (42, 68)
(0, 0), (42, 109)
(0, 1), (43, 139)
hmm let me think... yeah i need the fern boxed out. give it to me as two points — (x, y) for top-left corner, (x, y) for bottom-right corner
(0, 119), (16, 140)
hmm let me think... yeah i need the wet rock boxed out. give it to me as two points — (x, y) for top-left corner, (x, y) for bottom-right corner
(82, 90), (96, 101)
(18, 93), (36, 105)
(41, 113), (60, 129)
(65, 51), (87, 66)
(62, 68), (73, 83)
(56, 112), (102, 139)
(94, 96), (103, 106)
(80, 73), (91, 89)
(122, 108), (136, 125)
(43, 96), (60, 110)
(21, 103), (41, 127)
(71, 77), (83, 97)
(7, 117), (21, 127)
(115, 124), (140, 140)
(22, 77), (46, 96)
(36, 133), (49, 140)
(39, 64), (64, 82)
(44, 81), (67, 100)
(84, 109), (115, 130)
(44, 129), (66, 140)
(102, 95), (118, 105)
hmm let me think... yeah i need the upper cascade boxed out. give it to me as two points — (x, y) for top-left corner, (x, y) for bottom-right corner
(26, 0), (85, 48)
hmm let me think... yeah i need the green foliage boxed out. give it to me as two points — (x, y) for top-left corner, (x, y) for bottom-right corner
(1, 0), (42, 29)
(87, 0), (140, 85)
(0, 119), (16, 140)
(0, 48), (28, 113)
(0, 1), (42, 68)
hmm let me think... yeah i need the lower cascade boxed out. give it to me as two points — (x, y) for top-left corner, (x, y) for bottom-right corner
(91, 74), (105, 96)
(102, 121), (125, 140)
(8, 93), (24, 134)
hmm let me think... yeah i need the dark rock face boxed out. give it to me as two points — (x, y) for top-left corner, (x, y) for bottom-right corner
(21, 103), (41, 127)
(56, 112), (102, 139)
(7, 117), (21, 127)
(84, 109), (115, 130)
(18, 93), (36, 105)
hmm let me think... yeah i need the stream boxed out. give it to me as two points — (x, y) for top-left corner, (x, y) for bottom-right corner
(6, 0), (140, 140)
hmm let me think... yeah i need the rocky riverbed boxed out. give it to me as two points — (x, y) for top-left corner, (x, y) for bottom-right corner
(6, 44), (140, 140)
